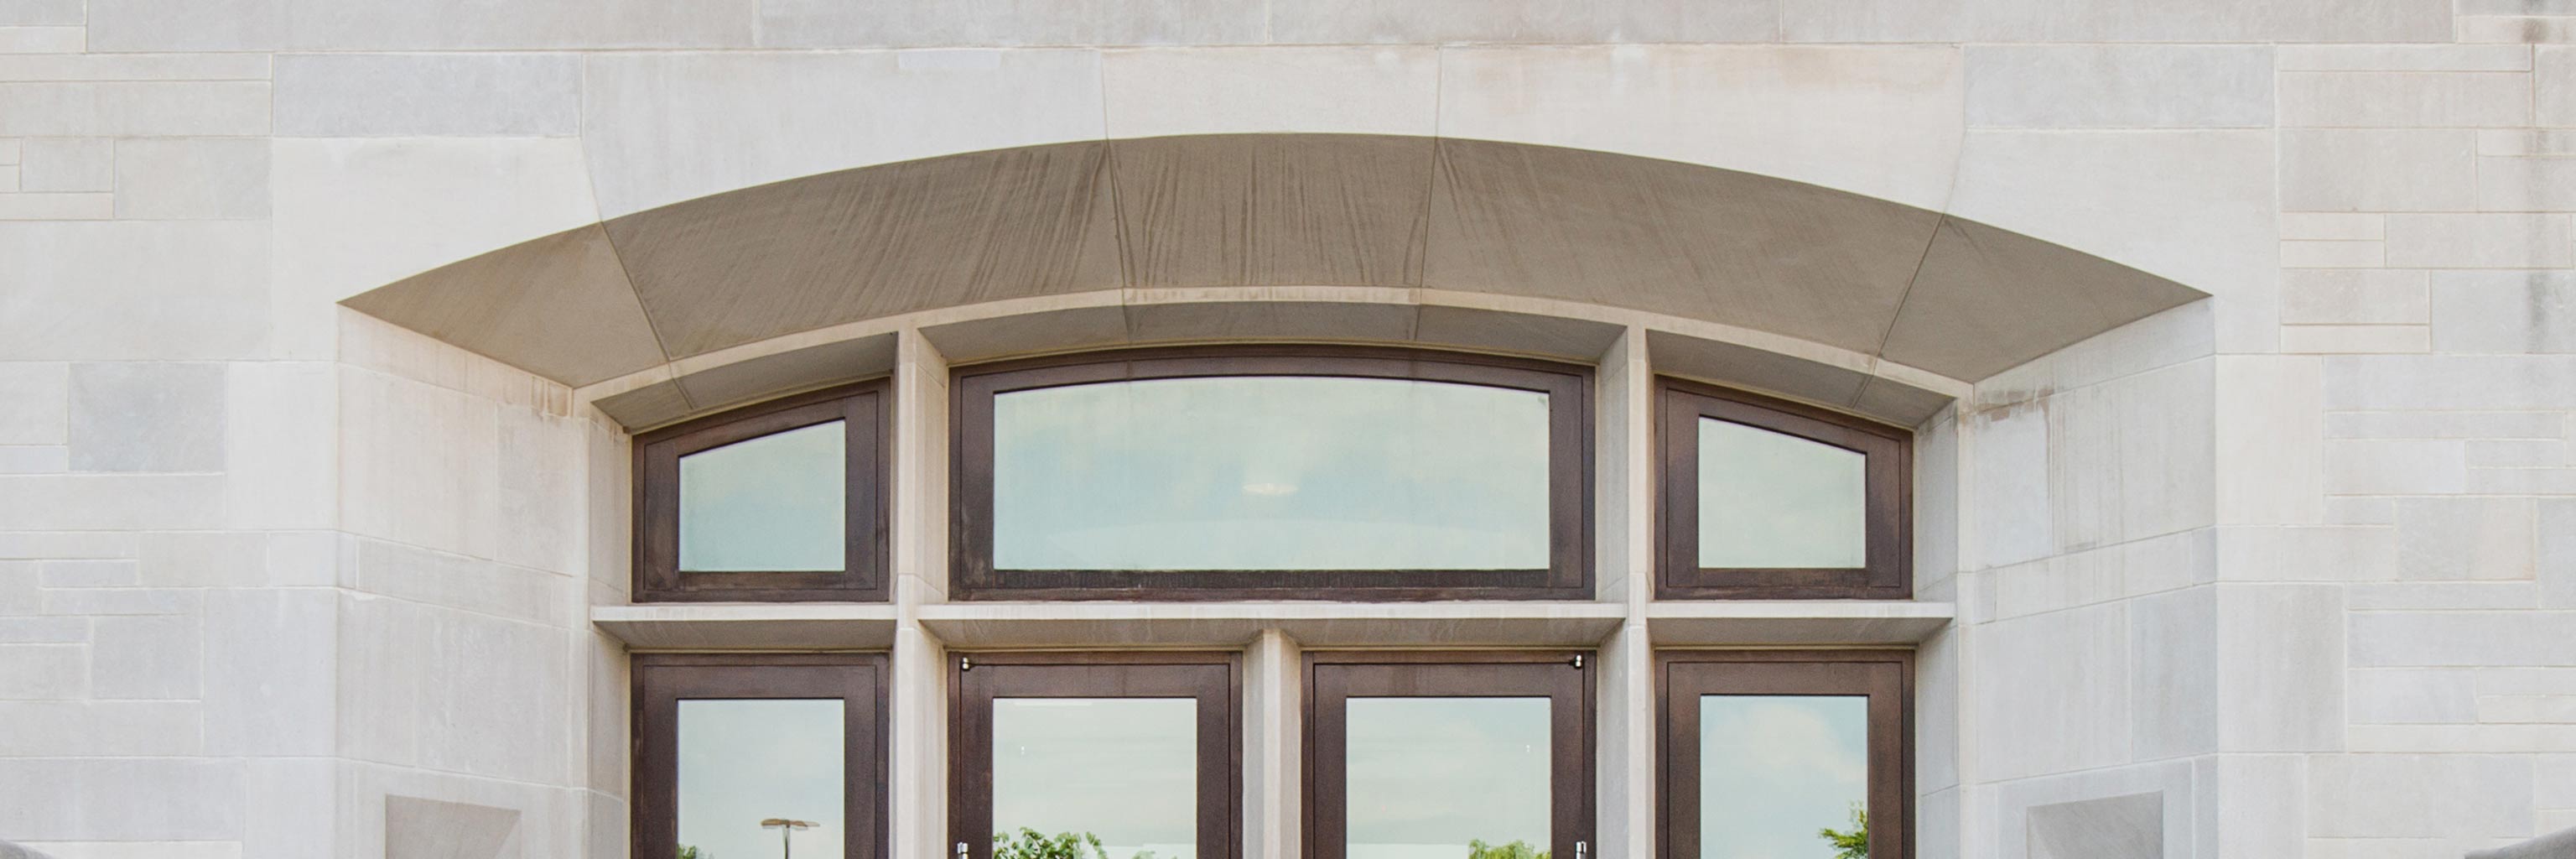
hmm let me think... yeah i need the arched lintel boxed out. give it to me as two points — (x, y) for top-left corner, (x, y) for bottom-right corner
(583, 286), (1970, 432)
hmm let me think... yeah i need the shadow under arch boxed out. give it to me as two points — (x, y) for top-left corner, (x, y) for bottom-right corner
(340, 133), (2204, 426)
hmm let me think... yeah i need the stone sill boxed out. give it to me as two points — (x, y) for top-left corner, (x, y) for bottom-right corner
(1646, 601), (1956, 646)
(590, 600), (1955, 651)
(916, 601), (1629, 649)
(591, 603), (901, 650)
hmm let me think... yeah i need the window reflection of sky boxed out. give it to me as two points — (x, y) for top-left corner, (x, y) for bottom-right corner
(1699, 695), (1869, 859)
(1347, 696), (1552, 859)
(677, 699), (844, 859)
(994, 377), (1551, 571)
(1697, 419), (1867, 569)
(679, 421), (845, 572)
(993, 698), (1199, 859)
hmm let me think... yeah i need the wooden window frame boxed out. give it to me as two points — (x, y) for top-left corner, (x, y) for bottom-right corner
(948, 651), (1243, 859)
(1656, 650), (1913, 859)
(633, 380), (891, 602)
(1656, 377), (1912, 600)
(632, 653), (891, 859)
(1302, 651), (1596, 859)
(951, 346), (1595, 601)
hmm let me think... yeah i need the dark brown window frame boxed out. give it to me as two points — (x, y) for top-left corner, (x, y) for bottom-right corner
(633, 653), (891, 859)
(1656, 650), (1913, 859)
(1303, 650), (1596, 859)
(951, 346), (1595, 601)
(1656, 377), (1912, 600)
(949, 651), (1243, 859)
(633, 380), (891, 602)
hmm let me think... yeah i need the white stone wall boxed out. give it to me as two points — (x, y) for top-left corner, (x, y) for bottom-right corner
(0, 1), (2571, 857)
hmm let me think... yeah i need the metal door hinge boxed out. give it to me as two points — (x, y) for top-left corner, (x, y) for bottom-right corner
(959, 654), (974, 671)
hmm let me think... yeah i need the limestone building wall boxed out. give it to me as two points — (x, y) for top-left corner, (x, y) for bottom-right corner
(0, 1), (2568, 857)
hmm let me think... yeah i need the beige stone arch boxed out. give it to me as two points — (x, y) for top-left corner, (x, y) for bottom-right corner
(340, 133), (2202, 429)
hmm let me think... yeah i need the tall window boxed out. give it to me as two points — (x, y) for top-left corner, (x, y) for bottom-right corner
(633, 381), (891, 602)
(953, 347), (1592, 601)
(634, 654), (888, 859)
(949, 653), (1240, 859)
(1658, 378), (1911, 600)
(1306, 652), (1594, 859)
(1659, 651), (1911, 859)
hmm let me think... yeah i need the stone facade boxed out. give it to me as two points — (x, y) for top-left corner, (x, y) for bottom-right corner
(0, 2), (2570, 858)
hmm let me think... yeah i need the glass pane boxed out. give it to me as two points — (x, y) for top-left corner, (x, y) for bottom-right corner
(993, 698), (1197, 859)
(1696, 419), (1867, 569)
(994, 377), (1550, 571)
(1347, 697), (1550, 859)
(679, 421), (845, 572)
(678, 699), (844, 859)
(1699, 695), (1869, 859)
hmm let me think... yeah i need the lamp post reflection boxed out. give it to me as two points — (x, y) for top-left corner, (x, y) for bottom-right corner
(760, 818), (816, 859)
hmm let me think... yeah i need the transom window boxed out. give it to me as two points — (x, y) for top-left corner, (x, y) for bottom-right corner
(1658, 377), (1912, 600)
(633, 381), (891, 602)
(953, 347), (1592, 601)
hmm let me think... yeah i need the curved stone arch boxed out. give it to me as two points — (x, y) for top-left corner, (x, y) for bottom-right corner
(340, 133), (2203, 428)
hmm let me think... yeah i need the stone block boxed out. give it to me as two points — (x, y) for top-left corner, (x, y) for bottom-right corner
(0, 642), (81, 698)
(2281, 129), (2478, 212)
(2280, 71), (2534, 128)
(2130, 586), (2217, 759)
(339, 370), (499, 558)
(86, 0), (756, 50)
(2434, 272), (2576, 353)
(1967, 403), (2052, 569)
(2352, 611), (2576, 666)
(2282, 270), (2429, 325)
(2386, 213), (2576, 268)
(2215, 357), (2327, 527)
(2280, 240), (2384, 268)
(2350, 669), (2481, 723)
(1777, 0), (2451, 43)
(2280, 213), (2386, 241)
(580, 49), (1106, 217)
(2324, 356), (2576, 411)
(0, 474), (223, 529)
(2397, 497), (2538, 581)
(1975, 602), (2129, 780)
(0, 700), (200, 755)
(351, 538), (575, 628)
(274, 53), (581, 137)
(2219, 583), (2346, 752)
(0, 0), (80, 24)
(2546, 500), (2576, 608)
(36, 560), (134, 587)
(2309, 754), (2532, 837)
(1436, 44), (1965, 211)
(2281, 325), (2430, 353)
(2028, 792), (2161, 859)
(2479, 155), (2576, 211)
(16, 137), (108, 191)
(202, 589), (334, 756)
(1965, 45), (2272, 128)
(2542, 47), (2575, 127)
(88, 613), (198, 700)
(0, 362), (65, 445)
(0, 25), (83, 52)
(222, 362), (335, 529)
(2217, 526), (2399, 581)
(0, 221), (270, 361)
(762, 0), (1261, 47)
(112, 138), (269, 219)
(1270, 0), (1774, 44)
(338, 596), (572, 784)
(0, 758), (245, 840)
(1103, 47), (1436, 138)
(66, 362), (226, 472)
(2324, 439), (2466, 494)
(2277, 44), (2537, 70)
(0, 82), (269, 136)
